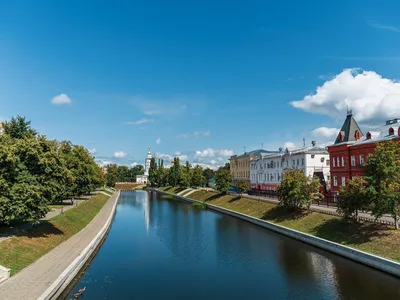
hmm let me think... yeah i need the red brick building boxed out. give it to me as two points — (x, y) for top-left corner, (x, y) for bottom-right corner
(327, 111), (400, 196)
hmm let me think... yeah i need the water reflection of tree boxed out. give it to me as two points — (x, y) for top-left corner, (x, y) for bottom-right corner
(333, 257), (400, 300)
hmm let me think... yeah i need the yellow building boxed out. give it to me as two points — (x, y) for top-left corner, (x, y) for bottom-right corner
(229, 149), (278, 186)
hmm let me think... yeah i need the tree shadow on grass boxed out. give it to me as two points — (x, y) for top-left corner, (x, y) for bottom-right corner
(262, 206), (311, 223)
(204, 193), (224, 202)
(0, 220), (64, 240)
(312, 218), (391, 245)
(228, 196), (241, 203)
(165, 186), (173, 191)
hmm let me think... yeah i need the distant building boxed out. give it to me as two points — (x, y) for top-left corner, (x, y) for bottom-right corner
(0, 122), (3, 136)
(327, 111), (400, 195)
(136, 147), (152, 184)
(229, 149), (279, 186)
(250, 143), (330, 192)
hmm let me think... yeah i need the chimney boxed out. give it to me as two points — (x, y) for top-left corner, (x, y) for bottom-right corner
(311, 141), (316, 146)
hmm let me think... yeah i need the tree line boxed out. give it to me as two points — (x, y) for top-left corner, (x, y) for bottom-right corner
(147, 157), (220, 189)
(0, 116), (103, 226)
(104, 164), (145, 187)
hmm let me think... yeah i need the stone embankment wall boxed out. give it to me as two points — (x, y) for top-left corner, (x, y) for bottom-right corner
(153, 189), (400, 278)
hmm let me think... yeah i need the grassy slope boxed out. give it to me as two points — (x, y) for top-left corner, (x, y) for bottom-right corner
(161, 187), (400, 262)
(0, 193), (110, 275)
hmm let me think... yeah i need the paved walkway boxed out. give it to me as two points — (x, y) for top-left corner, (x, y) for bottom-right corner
(234, 192), (394, 225)
(0, 192), (118, 300)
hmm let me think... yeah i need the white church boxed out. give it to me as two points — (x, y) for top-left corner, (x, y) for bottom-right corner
(136, 147), (152, 184)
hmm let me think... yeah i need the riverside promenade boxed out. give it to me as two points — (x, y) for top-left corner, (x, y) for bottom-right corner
(0, 191), (119, 300)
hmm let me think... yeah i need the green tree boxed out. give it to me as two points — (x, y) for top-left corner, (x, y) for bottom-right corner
(215, 168), (233, 194)
(3, 115), (37, 139)
(191, 165), (205, 187)
(148, 157), (158, 186)
(203, 168), (215, 187)
(116, 165), (131, 182)
(338, 177), (367, 220)
(168, 157), (181, 186)
(156, 159), (164, 186)
(277, 169), (322, 210)
(237, 180), (249, 197)
(105, 164), (118, 187)
(365, 141), (400, 229)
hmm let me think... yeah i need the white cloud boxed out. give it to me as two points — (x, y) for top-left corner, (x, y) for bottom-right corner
(123, 118), (154, 125)
(156, 152), (187, 162)
(177, 131), (211, 138)
(94, 158), (114, 167)
(210, 159), (217, 165)
(156, 138), (161, 144)
(284, 142), (296, 149)
(195, 148), (234, 158)
(156, 153), (173, 161)
(368, 20), (400, 33)
(131, 162), (138, 167)
(291, 69), (400, 125)
(88, 148), (97, 155)
(113, 151), (127, 158)
(174, 151), (181, 156)
(311, 127), (340, 140)
(51, 94), (72, 105)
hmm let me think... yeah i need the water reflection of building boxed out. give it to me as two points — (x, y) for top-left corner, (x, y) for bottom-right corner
(144, 192), (150, 233)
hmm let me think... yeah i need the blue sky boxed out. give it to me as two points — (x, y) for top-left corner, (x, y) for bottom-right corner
(2, 0), (400, 168)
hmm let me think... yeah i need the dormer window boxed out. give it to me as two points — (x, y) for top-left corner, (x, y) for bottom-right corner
(338, 132), (343, 142)
(389, 127), (394, 136)
(366, 132), (372, 140)
(355, 130), (360, 140)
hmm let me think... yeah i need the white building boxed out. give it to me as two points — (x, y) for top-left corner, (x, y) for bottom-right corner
(136, 147), (152, 184)
(250, 143), (330, 191)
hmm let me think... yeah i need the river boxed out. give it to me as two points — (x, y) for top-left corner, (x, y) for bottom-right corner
(63, 191), (400, 299)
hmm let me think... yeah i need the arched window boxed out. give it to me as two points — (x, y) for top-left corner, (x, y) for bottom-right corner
(389, 127), (395, 136)
(366, 132), (372, 140)
(355, 130), (360, 140)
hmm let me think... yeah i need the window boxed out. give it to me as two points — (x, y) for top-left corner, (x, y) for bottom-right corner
(326, 159), (330, 166)
(297, 159), (299, 166)
(277, 162), (280, 168)
(302, 158), (304, 166)
(311, 154), (315, 159)
(341, 157), (345, 167)
(292, 160), (295, 166)
(341, 176), (346, 186)
(286, 161), (289, 167)
(337, 157), (340, 167)
(360, 155), (364, 165)
(333, 176), (338, 186)
(351, 156), (356, 166)
(333, 158), (336, 167)
(264, 163), (266, 169)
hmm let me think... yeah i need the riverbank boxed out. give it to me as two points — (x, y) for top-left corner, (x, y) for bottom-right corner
(157, 187), (400, 264)
(0, 191), (118, 300)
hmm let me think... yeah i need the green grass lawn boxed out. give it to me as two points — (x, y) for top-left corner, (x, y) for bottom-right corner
(183, 190), (400, 263)
(0, 193), (110, 275)
(157, 186), (187, 194)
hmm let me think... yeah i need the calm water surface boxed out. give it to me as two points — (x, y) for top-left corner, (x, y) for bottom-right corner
(64, 191), (400, 299)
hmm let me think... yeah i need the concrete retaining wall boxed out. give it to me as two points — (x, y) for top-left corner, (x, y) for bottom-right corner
(0, 265), (10, 283)
(154, 189), (400, 278)
(37, 191), (121, 300)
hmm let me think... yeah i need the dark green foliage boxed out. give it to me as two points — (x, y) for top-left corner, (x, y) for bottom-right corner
(168, 157), (181, 186)
(148, 157), (157, 186)
(3, 116), (37, 139)
(364, 141), (400, 229)
(338, 177), (367, 220)
(191, 165), (205, 187)
(215, 168), (233, 194)
(0, 117), (102, 226)
(237, 180), (249, 196)
(202, 168), (215, 186)
(277, 169), (322, 210)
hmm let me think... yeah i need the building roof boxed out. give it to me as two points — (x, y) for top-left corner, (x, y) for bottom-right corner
(350, 119), (400, 146)
(230, 149), (279, 159)
(334, 111), (363, 144)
